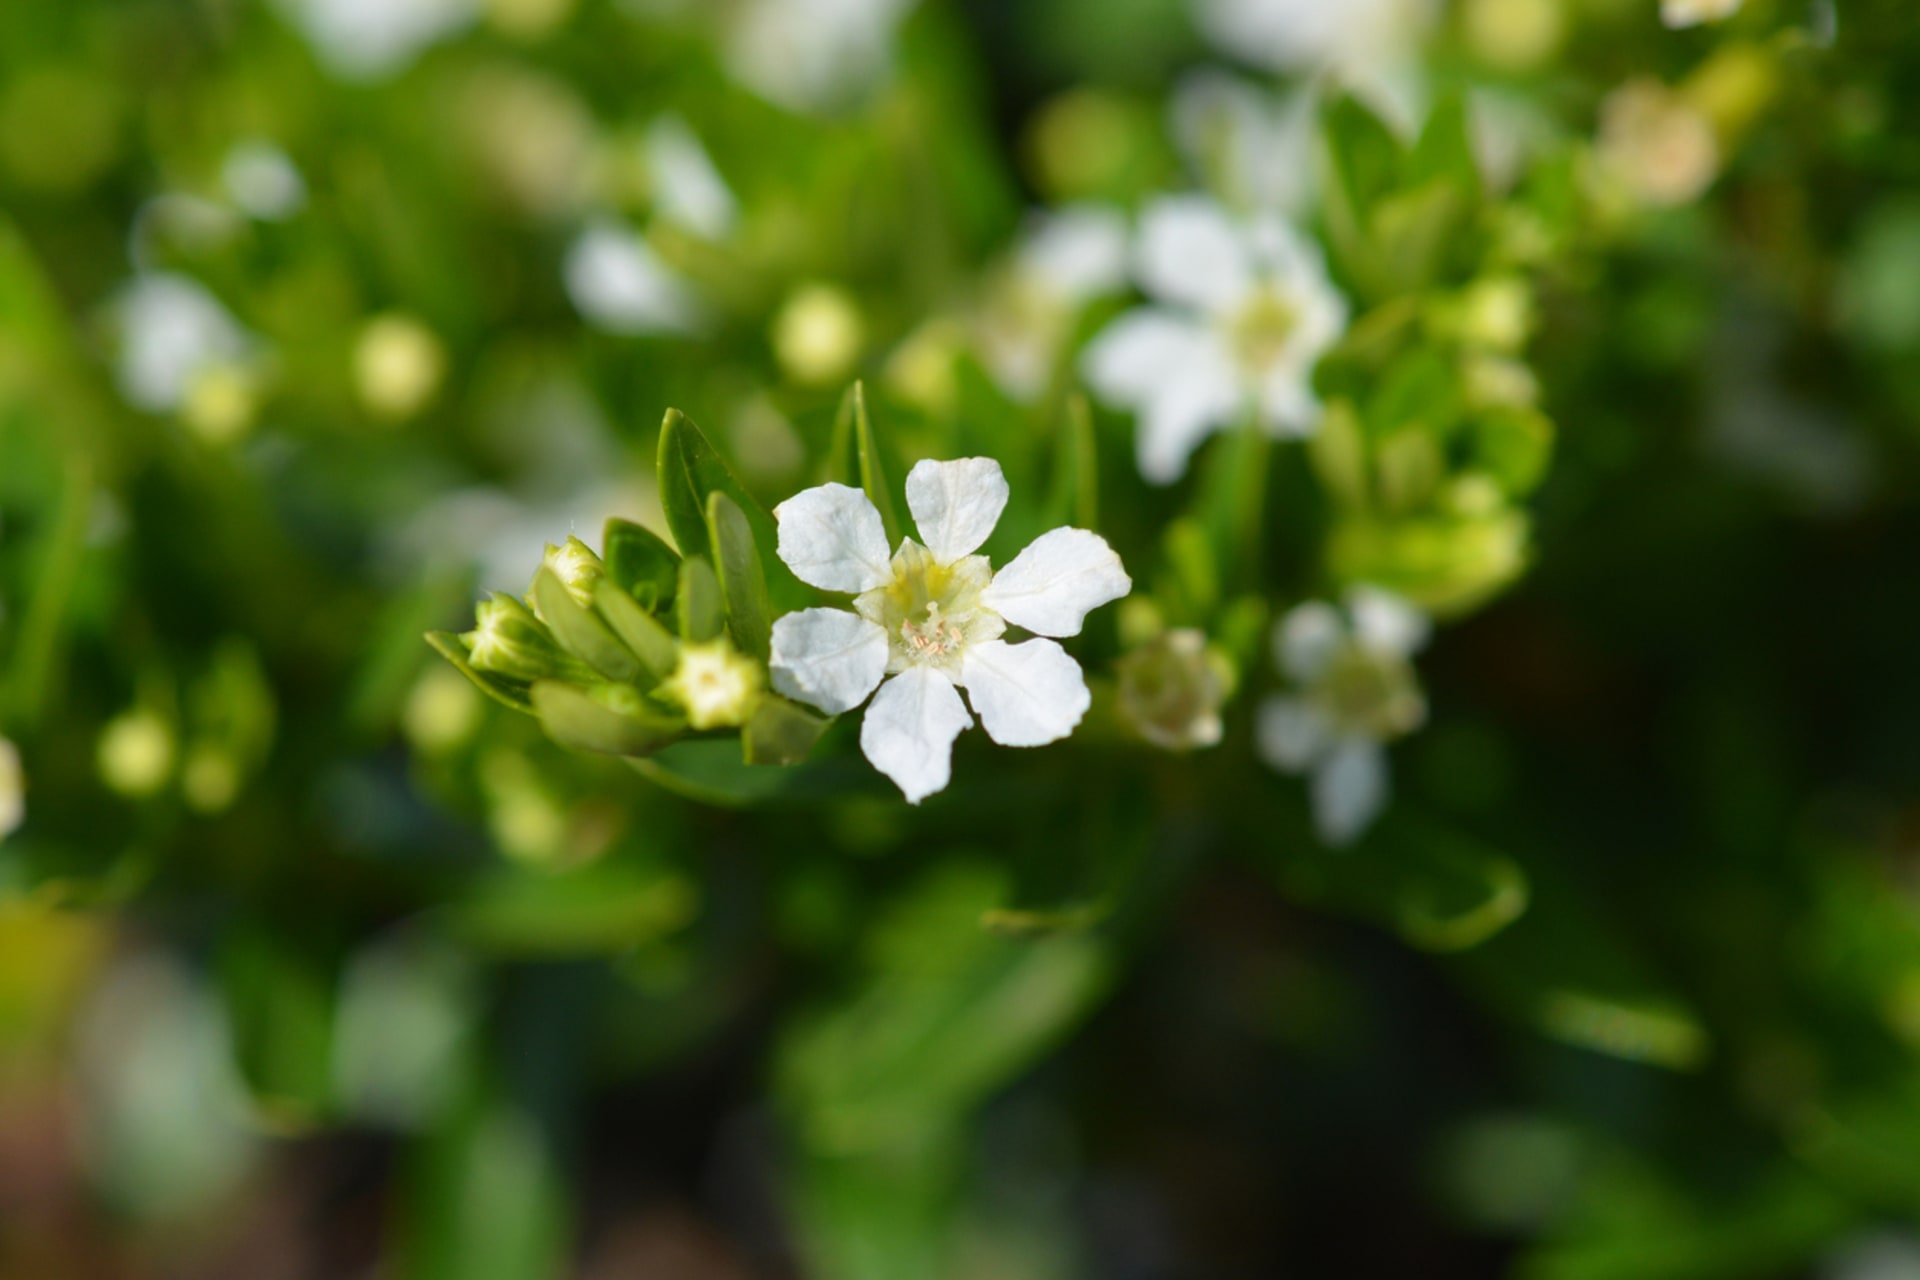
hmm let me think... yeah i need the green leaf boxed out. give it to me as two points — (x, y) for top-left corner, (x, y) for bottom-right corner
(445, 863), (697, 956)
(1045, 393), (1100, 531)
(676, 555), (724, 643)
(840, 382), (903, 548)
(1406, 93), (1482, 206)
(590, 580), (679, 681)
(529, 681), (684, 757)
(402, 1085), (570, 1280)
(425, 631), (532, 712)
(530, 569), (640, 684)
(742, 695), (832, 765)
(657, 407), (759, 563)
(1194, 415), (1270, 592)
(601, 518), (679, 613)
(706, 491), (772, 662)
(631, 738), (882, 808)
(219, 927), (337, 1126)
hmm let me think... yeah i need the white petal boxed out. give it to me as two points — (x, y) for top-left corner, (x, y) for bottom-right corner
(903, 457), (1009, 565)
(1256, 695), (1332, 773)
(1274, 601), (1345, 681)
(982, 528), (1131, 638)
(1019, 204), (1129, 301)
(1347, 585), (1429, 658)
(769, 608), (889, 714)
(773, 482), (893, 593)
(1136, 359), (1243, 485)
(645, 115), (737, 241)
(1080, 307), (1213, 407)
(859, 667), (972, 804)
(564, 222), (705, 336)
(1257, 364), (1321, 437)
(1313, 738), (1389, 846)
(1137, 195), (1255, 314)
(959, 638), (1090, 748)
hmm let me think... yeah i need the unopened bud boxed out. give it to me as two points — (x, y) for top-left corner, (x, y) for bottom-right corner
(98, 709), (175, 798)
(773, 284), (863, 386)
(539, 536), (605, 608)
(1116, 629), (1230, 752)
(464, 593), (574, 684)
(658, 638), (764, 730)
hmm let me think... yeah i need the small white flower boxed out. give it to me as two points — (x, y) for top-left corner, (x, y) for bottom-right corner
(724, 0), (917, 115)
(770, 458), (1131, 803)
(1256, 586), (1429, 846)
(1194, 0), (1437, 132)
(275, 0), (477, 80)
(1661, 0), (1742, 28)
(1171, 71), (1317, 217)
(644, 116), (737, 241)
(1082, 195), (1347, 484)
(976, 204), (1129, 402)
(221, 141), (307, 221)
(112, 273), (255, 414)
(564, 220), (706, 336)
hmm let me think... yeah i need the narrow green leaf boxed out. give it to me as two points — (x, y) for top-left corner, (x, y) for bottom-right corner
(529, 681), (684, 757)
(425, 631), (532, 712)
(851, 382), (902, 549)
(631, 738), (881, 807)
(705, 491), (772, 662)
(591, 581), (679, 680)
(531, 569), (640, 683)
(676, 556), (724, 643)
(657, 407), (752, 562)
(1194, 414), (1270, 592)
(742, 695), (831, 765)
(1045, 393), (1100, 531)
(601, 518), (679, 613)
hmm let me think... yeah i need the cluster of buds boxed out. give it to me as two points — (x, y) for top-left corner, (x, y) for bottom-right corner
(429, 411), (828, 768)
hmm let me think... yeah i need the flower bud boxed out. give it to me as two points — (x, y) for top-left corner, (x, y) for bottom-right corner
(0, 737), (22, 840)
(1116, 629), (1230, 752)
(773, 284), (863, 386)
(463, 593), (575, 684)
(354, 313), (446, 423)
(658, 638), (764, 730)
(98, 708), (175, 798)
(538, 536), (605, 609)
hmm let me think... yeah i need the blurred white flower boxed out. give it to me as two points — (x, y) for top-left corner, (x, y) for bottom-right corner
(1661, 0), (1742, 28)
(1082, 196), (1347, 484)
(644, 115), (737, 240)
(564, 220), (705, 335)
(770, 458), (1130, 802)
(276, 0), (479, 80)
(1171, 71), (1316, 216)
(221, 140), (307, 220)
(0, 737), (22, 841)
(1257, 587), (1429, 845)
(111, 273), (254, 414)
(1193, 0), (1437, 132)
(976, 204), (1128, 401)
(725, 0), (917, 114)
(1595, 79), (1720, 208)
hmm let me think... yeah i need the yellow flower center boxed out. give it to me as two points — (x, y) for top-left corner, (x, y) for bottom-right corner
(1226, 286), (1299, 376)
(855, 541), (1005, 675)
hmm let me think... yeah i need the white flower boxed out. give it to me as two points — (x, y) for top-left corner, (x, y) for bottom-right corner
(644, 116), (737, 241)
(563, 220), (706, 336)
(275, 0), (477, 80)
(1256, 587), (1429, 846)
(1171, 71), (1317, 217)
(1661, 0), (1742, 28)
(975, 204), (1129, 402)
(769, 458), (1131, 803)
(724, 0), (917, 114)
(1082, 196), (1348, 484)
(112, 273), (254, 414)
(1595, 79), (1720, 209)
(1193, 0), (1437, 133)
(220, 141), (307, 221)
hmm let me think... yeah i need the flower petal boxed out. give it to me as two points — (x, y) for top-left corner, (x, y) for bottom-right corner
(1138, 195), (1255, 314)
(1080, 307), (1213, 407)
(982, 528), (1131, 638)
(1020, 204), (1130, 301)
(773, 482), (893, 593)
(1136, 360), (1243, 484)
(959, 638), (1090, 747)
(1274, 601), (1344, 681)
(1347, 585), (1429, 657)
(859, 667), (972, 804)
(904, 457), (1009, 565)
(1256, 695), (1331, 773)
(1313, 737), (1389, 846)
(769, 608), (889, 714)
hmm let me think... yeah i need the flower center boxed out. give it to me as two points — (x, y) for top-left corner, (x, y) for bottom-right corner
(1226, 286), (1299, 375)
(855, 540), (1005, 675)
(1315, 644), (1426, 741)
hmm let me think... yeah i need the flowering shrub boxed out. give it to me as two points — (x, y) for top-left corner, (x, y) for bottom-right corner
(8, 0), (1920, 1275)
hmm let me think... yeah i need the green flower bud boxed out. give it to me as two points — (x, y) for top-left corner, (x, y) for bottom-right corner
(538, 536), (606, 609)
(657, 638), (764, 731)
(464, 593), (578, 684)
(1116, 629), (1231, 753)
(98, 708), (175, 798)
